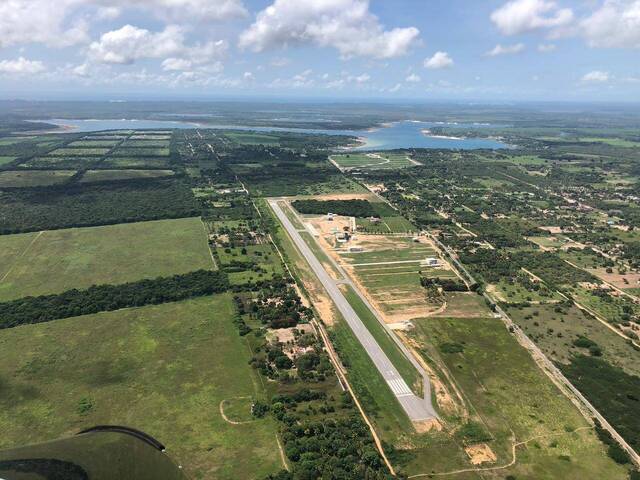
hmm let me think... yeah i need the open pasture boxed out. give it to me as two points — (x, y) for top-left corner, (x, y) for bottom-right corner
(332, 152), (416, 170)
(215, 243), (284, 285)
(0, 217), (212, 301)
(18, 156), (100, 168)
(100, 156), (171, 168)
(401, 316), (627, 479)
(0, 156), (17, 165)
(48, 147), (111, 156)
(112, 147), (170, 157)
(79, 169), (175, 183)
(0, 295), (282, 480)
(0, 170), (76, 188)
(67, 140), (122, 148)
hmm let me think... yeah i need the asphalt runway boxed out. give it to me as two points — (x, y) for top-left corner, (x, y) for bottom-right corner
(269, 199), (436, 421)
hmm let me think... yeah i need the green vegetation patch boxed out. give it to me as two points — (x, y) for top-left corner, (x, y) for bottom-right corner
(0, 170), (76, 188)
(0, 156), (16, 166)
(79, 169), (175, 183)
(0, 295), (283, 480)
(48, 147), (111, 156)
(0, 217), (212, 301)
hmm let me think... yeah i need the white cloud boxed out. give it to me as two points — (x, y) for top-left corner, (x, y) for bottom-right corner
(581, 0), (640, 48)
(270, 57), (291, 67)
(349, 73), (371, 83)
(406, 73), (421, 82)
(239, 0), (420, 59)
(96, 6), (122, 20)
(89, 25), (186, 64)
(243, 71), (255, 81)
(120, 0), (248, 23)
(0, 0), (88, 48)
(491, 0), (574, 35)
(581, 70), (610, 83)
(0, 57), (46, 74)
(388, 83), (402, 93)
(162, 58), (193, 71)
(537, 43), (556, 52)
(424, 51), (454, 69)
(89, 25), (227, 68)
(485, 43), (525, 56)
(72, 63), (91, 77)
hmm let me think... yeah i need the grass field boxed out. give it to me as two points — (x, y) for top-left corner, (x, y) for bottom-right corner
(332, 152), (416, 170)
(18, 157), (99, 168)
(0, 156), (16, 165)
(0, 170), (76, 187)
(402, 316), (627, 479)
(216, 244), (284, 285)
(112, 147), (170, 157)
(79, 169), (175, 183)
(100, 157), (171, 168)
(506, 303), (640, 377)
(0, 217), (212, 301)
(0, 295), (283, 480)
(225, 132), (280, 145)
(48, 148), (111, 156)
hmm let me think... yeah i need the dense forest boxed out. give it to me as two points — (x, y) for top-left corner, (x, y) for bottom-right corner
(0, 178), (199, 233)
(292, 199), (394, 218)
(0, 270), (228, 328)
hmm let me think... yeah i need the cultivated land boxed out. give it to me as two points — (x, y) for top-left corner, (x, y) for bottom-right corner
(79, 169), (175, 183)
(0, 217), (212, 301)
(0, 170), (76, 187)
(0, 295), (283, 480)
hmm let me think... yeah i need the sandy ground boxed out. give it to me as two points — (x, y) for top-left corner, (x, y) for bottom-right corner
(465, 443), (497, 465)
(589, 268), (640, 290)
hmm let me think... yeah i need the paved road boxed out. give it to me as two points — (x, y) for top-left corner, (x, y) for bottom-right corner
(269, 199), (437, 421)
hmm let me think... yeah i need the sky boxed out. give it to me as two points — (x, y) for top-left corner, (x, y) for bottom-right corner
(0, 0), (639, 101)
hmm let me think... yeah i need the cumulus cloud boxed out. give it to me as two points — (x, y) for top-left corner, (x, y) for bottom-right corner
(491, 0), (574, 35)
(89, 25), (227, 69)
(89, 25), (186, 64)
(0, 0), (88, 48)
(485, 43), (525, 56)
(388, 83), (402, 93)
(538, 43), (556, 52)
(112, 0), (248, 23)
(581, 70), (610, 83)
(581, 0), (640, 48)
(405, 73), (421, 82)
(0, 57), (46, 74)
(239, 0), (420, 59)
(424, 51), (454, 69)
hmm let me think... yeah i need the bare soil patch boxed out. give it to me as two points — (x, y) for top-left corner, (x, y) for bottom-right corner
(464, 443), (497, 465)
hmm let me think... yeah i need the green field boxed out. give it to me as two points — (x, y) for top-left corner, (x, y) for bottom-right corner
(0, 156), (16, 165)
(112, 147), (170, 157)
(18, 156), (99, 168)
(402, 316), (627, 479)
(215, 243), (284, 285)
(225, 132), (280, 145)
(0, 217), (212, 301)
(0, 295), (283, 480)
(67, 140), (121, 148)
(332, 152), (416, 170)
(506, 303), (640, 376)
(48, 147), (111, 156)
(0, 170), (76, 187)
(79, 169), (175, 183)
(100, 156), (171, 168)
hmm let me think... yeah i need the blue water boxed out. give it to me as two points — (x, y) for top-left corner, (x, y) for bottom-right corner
(41, 118), (508, 150)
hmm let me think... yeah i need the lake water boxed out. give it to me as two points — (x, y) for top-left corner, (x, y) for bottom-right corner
(41, 118), (508, 150)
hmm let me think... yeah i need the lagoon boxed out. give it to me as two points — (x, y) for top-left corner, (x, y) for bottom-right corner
(41, 118), (508, 150)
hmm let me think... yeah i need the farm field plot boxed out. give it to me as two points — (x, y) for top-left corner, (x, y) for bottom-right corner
(0, 295), (283, 480)
(100, 156), (171, 168)
(332, 152), (416, 170)
(0, 217), (212, 301)
(79, 169), (174, 183)
(112, 147), (170, 157)
(0, 156), (16, 166)
(18, 156), (99, 168)
(402, 316), (627, 479)
(121, 140), (171, 148)
(67, 140), (122, 148)
(48, 147), (111, 156)
(0, 170), (75, 188)
(225, 132), (280, 145)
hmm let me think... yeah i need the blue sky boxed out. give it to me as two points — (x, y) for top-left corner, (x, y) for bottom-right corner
(0, 0), (639, 101)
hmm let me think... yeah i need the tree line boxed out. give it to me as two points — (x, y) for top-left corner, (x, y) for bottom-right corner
(0, 269), (228, 329)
